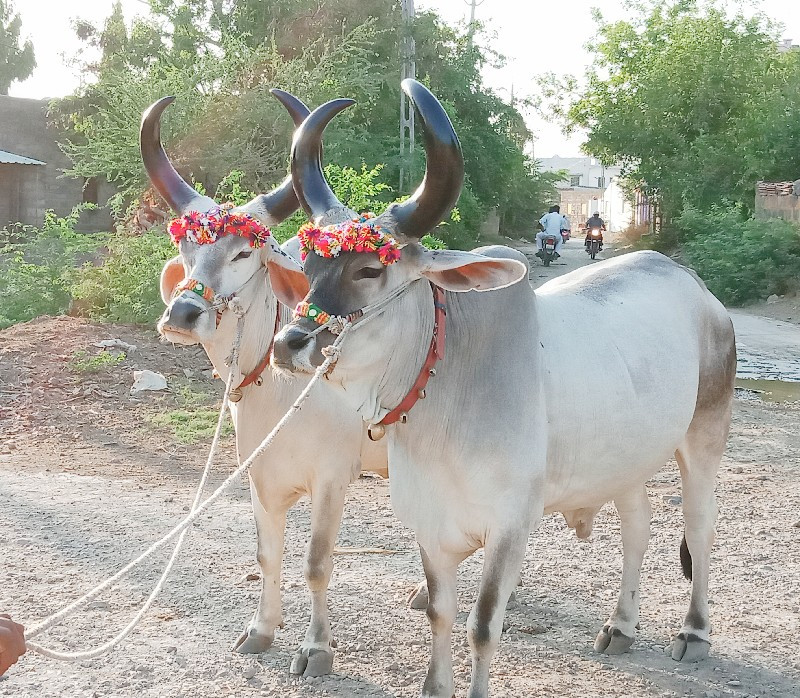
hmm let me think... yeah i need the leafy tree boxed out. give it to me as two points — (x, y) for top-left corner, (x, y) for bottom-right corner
(0, 0), (35, 95)
(547, 0), (800, 239)
(58, 0), (555, 247)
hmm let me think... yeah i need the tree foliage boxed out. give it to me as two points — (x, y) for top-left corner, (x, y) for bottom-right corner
(550, 0), (800, 236)
(55, 0), (556, 248)
(0, 0), (35, 95)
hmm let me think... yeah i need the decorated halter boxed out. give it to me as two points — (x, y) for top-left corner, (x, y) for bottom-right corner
(296, 212), (402, 266)
(168, 205), (272, 248)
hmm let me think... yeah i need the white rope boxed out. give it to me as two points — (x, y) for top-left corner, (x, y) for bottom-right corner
(24, 315), (351, 661)
(25, 314), (248, 659)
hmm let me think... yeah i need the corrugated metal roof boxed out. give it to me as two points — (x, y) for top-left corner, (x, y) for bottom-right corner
(0, 149), (46, 165)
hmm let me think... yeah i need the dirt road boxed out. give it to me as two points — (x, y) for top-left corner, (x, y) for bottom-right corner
(1, 244), (799, 697)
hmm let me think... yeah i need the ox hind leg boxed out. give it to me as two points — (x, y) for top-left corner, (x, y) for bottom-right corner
(234, 481), (295, 653)
(290, 479), (349, 677)
(672, 337), (734, 662)
(595, 485), (652, 654)
(466, 524), (533, 698)
(672, 429), (725, 662)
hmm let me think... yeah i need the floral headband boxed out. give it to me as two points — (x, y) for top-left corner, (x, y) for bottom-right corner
(297, 212), (401, 266)
(168, 206), (272, 248)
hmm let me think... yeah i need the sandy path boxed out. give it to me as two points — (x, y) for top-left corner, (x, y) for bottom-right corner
(3, 397), (799, 697)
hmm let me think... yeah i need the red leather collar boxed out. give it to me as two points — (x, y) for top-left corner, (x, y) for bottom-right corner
(378, 284), (446, 426)
(229, 305), (281, 401)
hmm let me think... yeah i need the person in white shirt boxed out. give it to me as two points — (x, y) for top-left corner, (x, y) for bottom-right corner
(536, 205), (568, 257)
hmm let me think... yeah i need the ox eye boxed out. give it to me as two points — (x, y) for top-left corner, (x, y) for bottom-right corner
(354, 266), (384, 280)
(233, 250), (253, 262)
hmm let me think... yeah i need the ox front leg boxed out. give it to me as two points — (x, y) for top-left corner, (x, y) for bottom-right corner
(234, 482), (289, 654)
(290, 481), (348, 678)
(419, 545), (460, 698)
(595, 485), (651, 655)
(466, 529), (529, 698)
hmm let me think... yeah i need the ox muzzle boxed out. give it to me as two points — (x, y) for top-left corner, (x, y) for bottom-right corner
(271, 321), (327, 374)
(158, 294), (217, 345)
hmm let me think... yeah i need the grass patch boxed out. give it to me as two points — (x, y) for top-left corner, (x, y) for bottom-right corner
(147, 407), (232, 444)
(71, 350), (126, 372)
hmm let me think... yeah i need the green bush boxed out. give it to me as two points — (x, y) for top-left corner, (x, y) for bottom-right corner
(680, 205), (800, 306)
(0, 207), (100, 329)
(71, 227), (175, 323)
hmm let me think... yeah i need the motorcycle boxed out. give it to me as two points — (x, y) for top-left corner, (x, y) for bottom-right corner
(561, 228), (571, 244)
(540, 234), (559, 266)
(585, 227), (604, 259)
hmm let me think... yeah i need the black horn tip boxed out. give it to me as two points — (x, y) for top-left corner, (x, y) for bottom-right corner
(141, 96), (176, 128)
(270, 89), (311, 126)
(294, 99), (355, 146)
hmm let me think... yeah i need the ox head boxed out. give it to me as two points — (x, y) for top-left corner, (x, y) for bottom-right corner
(271, 80), (527, 379)
(144, 92), (309, 346)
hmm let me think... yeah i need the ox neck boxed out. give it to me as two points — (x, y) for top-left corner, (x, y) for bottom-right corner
(331, 279), (437, 425)
(204, 275), (286, 388)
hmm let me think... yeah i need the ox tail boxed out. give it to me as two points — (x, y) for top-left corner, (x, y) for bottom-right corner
(679, 533), (693, 581)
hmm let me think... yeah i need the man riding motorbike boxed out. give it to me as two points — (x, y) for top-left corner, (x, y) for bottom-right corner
(584, 211), (606, 251)
(536, 205), (568, 258)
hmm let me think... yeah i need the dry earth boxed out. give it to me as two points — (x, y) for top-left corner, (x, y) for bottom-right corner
(1, 248), (800, 697)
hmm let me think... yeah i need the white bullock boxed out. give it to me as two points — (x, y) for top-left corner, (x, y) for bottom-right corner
(140, 94), (387, 676)
(270, 80), (735, 698)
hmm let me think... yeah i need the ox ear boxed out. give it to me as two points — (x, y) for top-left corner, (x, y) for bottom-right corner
(262, 244), (310, 308)
(160, 255), (186, 305)
(419, 249), (527, 292)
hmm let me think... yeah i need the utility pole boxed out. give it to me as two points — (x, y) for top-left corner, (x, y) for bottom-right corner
(399, 0), (416, 194)
(465, 0), (486, 47)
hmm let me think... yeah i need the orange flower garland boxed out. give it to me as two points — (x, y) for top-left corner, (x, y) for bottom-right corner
(168, 206), (271, 248)
(297, 213), (401, 265)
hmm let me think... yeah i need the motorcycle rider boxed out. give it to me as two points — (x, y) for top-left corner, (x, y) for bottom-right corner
(536, 205), (568, 258)
(584, 211), (606, 251)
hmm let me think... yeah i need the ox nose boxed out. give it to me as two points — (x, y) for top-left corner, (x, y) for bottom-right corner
(164, 299), (204, 329)
(273, 325), (315, 366)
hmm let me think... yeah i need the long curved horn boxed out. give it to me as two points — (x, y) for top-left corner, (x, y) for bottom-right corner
(290, 98), (357, 225)
(140, 97), (216, 214)
(375, 80), (464, 240)
(234, 90), (312, 224)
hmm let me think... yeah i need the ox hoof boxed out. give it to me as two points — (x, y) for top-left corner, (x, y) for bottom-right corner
(290, 646), (334, 677)
(407, 582), (429, 610)
(671, 632), (710, 662)
(233, 629), (275, 654)
(594, 625), (635, 655)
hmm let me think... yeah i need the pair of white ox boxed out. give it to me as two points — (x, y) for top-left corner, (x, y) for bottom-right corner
(147, 82), (734, 698)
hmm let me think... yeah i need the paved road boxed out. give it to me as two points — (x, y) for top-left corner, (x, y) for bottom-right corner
(518, 231), (615, 290)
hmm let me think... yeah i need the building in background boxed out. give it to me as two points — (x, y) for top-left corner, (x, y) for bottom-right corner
(537, 156), (634, 231)
(0, 96), (114, 231)
(755, 180), (800, 223)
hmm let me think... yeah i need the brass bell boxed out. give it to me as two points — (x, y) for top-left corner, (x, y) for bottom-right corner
(367, 423), (386, 441)
(418, 388), (426, 399)
(399, 412), (408, 424)
(428, 368), (437, 377)
(255, 375), (264, 387)
(229, 387), (243, 403)
(212, 369), (220, 380)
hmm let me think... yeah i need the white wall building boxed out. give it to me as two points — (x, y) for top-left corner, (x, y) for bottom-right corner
(537, 156), (633, 232)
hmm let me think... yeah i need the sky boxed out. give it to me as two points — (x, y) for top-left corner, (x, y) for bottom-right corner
(8, 0), (800, 157)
